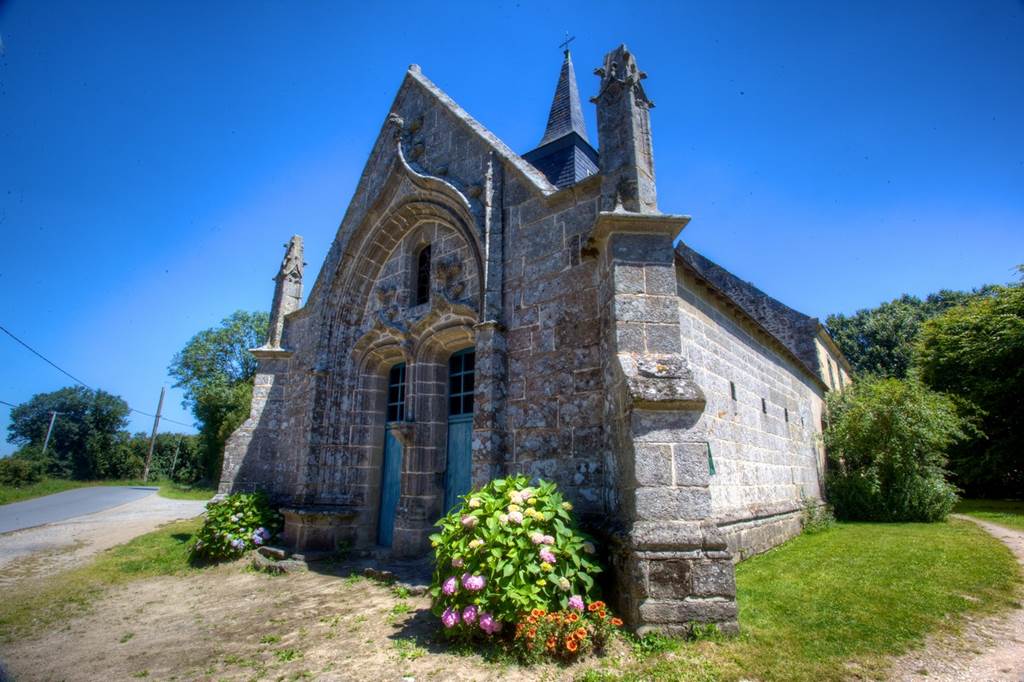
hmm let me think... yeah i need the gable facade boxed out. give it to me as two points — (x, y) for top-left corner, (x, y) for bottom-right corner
(219, 45), (851, 634)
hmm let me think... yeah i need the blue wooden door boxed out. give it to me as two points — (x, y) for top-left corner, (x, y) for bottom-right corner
(444, 349), (475, 512)
(378, 428), (402, 547)
(378, 363), (406, 547)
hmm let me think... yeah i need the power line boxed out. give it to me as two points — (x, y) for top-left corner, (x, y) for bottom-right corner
(0, 324), (194, 429)
(0, 399), (18, 409)
(0, 324), (92, 388)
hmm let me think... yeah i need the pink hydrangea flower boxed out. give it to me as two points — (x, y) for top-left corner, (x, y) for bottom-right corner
(462, 605), (478, 624)
(461, 515), (478, 529)
(508, 511), (523, 525)
(442, 576), (458, 596)
(542, 535), (555, 545)
(478, 612), (502, 634)
(461, 573), (486, 591)
(530, 532), (545, 545)
(441, 607), (460, 629)
(539, 548), (556, 564)
(568, 595), (585, 611)
(451, 557), (464, 568)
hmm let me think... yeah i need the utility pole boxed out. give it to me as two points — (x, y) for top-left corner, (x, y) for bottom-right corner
(169, 436), (183, 481)
(41, 411), (60, 454)
(142, 386), (166, 482)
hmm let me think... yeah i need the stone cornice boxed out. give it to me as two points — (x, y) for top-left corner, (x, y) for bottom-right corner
(588, 210), (691, 247)
(250, 347), (294, 360)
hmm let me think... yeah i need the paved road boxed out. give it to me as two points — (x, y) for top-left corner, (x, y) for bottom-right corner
(0, 486), (159, 535)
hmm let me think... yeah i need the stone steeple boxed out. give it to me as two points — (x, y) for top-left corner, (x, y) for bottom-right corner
(592, 44), (658, 213)
(522, 49), (599, 189)
(262, 235), (304, 350)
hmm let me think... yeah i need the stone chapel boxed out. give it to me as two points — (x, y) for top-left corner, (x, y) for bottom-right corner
(219, 44), (853, 633)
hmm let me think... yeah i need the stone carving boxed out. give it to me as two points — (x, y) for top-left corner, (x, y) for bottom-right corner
(433, 253), (466, 303)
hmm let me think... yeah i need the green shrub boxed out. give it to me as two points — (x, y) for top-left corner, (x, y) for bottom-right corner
(824, 377), (962, 521)
(428, 476), (603, 638)
(191, 491), (282, 561)
(0, 456), (45, 488)
(800, 496), (835, 534)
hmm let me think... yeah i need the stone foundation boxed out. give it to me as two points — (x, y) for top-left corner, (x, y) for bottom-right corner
(717, 505), (805, 562)
(280, 506), (359, 552)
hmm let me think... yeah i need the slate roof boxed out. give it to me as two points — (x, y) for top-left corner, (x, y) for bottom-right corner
(675, 243), (824, 378)
(523, 51), (599, 189)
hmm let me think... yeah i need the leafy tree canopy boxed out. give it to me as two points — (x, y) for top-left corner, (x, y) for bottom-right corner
(915, 274), (1024, 496)
(826, 287), (997, 378)
(168, 310), (268, 479)
(6, 386), (130, 479)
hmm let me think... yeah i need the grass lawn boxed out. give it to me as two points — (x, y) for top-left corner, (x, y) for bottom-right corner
(0, 517), (206, 642)
(955, 498), (1024, 531)
(584, 518), (1021, 681)
(0, 478), (215, 505)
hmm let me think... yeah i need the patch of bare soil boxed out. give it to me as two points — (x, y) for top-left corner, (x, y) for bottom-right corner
(0, 560), (629, 681)
(0, 494), (207, 588)
(886, 515), (1024, 682)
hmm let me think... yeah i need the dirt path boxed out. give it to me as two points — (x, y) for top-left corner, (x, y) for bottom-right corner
(888, 515), (1024, 682)
(0, 493), (207, 587)
(0, 559), (619, 682)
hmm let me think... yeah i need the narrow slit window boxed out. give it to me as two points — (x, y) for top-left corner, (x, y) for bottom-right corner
(827, 358), (836, 389)
(729, 381), (737, 401)
(415, 244), (432, 306)
(784, 407), (789, 423)
(386, 363), (406, 422)
(761, 398), (767, 414)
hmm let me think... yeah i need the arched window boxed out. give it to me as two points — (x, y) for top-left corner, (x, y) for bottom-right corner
(415, 244), (432, 305)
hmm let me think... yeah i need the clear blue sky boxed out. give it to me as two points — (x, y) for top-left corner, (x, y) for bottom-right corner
(2, 1), (1022, 454)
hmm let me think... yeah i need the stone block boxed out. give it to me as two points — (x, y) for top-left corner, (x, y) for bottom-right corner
(646, 558), (693, 598)
(633, 443), (673, 486)
(673, 442), (711, 486)
(691, 560), (736, 598)
(634, 487), (712, 521)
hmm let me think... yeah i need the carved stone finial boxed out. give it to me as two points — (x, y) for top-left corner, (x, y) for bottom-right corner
(593, 44), (658, 214)
(263, 235), (305, 350)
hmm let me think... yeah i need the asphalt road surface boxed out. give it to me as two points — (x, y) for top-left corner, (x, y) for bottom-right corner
(0, 486), (159, 535)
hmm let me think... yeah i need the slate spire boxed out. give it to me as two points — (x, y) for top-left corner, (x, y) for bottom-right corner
(522, 48), (599, 189)
(539, 49), (590, 146)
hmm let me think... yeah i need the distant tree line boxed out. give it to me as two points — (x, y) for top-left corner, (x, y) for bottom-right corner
(2, 385), (202, 486)
(2, 310), (267, 489)
(826, 267), (1023, 500)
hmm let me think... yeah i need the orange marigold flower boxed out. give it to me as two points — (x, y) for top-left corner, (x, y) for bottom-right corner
(598, 610), (607, 619)
(527, 615), (537, 624)
(611, 617), (623, 627)
(546, 637), (556, 650)
(594, 600), (606, 609)
(587, 602), (599, 612)
(568, 613), (580, 623)
(527, 627), (537, 639)
(575, 627), (588, 639)
(537, 609), (546, 616)
(566, 638), (578, 652)
(531, 608), (543, 618)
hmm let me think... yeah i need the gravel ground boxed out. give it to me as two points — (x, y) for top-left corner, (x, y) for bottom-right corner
(0, 492), (207, 587)
(887, 515), (1024, 682)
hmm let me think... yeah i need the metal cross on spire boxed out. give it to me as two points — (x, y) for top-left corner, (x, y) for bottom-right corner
(559, 32), (575, 57)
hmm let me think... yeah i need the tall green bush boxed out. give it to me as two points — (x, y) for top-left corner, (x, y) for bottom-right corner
(824, 377), (962, 521)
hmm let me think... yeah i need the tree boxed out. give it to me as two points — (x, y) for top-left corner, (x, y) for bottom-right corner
(915, 275), (1024, 497)
(168, 310), (268, 480)
(823, 377), (963, 522)
(826, 288), (996, 378)
(6, 386), (130, 479)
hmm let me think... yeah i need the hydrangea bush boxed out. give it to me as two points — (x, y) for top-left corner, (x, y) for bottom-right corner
(191, 491), (282, 561)
(428, 476), (603, 639)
